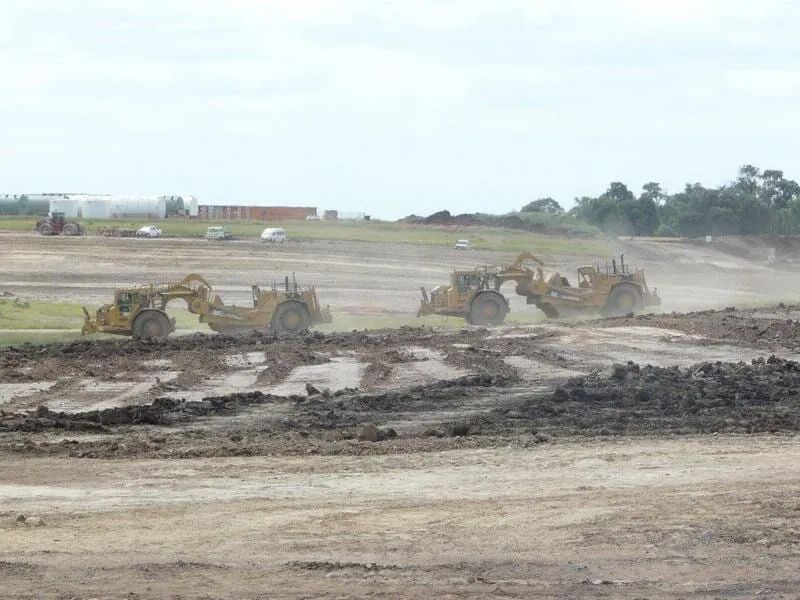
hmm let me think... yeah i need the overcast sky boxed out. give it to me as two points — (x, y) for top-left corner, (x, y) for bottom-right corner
(1, 0), (798, 218)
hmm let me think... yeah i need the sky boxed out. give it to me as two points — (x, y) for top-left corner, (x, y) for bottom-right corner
(1, 0), (799, 219)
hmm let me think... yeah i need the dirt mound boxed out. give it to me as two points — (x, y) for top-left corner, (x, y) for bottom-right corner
(513, 356), (800, 436)
(696, 235), (800, 264)
(595, 305), (800, 349)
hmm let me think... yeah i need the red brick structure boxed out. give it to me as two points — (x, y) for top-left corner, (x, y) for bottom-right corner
(198, 206), (317, 221)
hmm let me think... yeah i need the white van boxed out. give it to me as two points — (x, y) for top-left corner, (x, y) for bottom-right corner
(260, 227), (288, 243)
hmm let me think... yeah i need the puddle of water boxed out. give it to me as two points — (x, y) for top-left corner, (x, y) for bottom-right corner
(0, 382), (57, 406)
(269, 357), (365, 396)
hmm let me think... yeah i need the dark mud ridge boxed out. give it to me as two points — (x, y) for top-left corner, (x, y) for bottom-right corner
(507, 356), (800, 436)
(0, 357), (800, 440)
(595, 304), (800, 349)
(1, 329), (428, 362)
(0, 374), (512, 433)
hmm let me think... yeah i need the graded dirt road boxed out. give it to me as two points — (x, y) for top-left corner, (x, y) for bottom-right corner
(2, 232), (800, 598)
(3, 436), (799, 599)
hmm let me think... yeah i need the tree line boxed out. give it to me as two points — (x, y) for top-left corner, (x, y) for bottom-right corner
(522, 165), (800, 237)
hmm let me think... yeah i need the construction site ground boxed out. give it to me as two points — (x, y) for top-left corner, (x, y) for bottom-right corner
(2, 232), (800, 598)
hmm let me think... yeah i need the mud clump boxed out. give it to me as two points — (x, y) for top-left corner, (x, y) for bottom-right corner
(595, 304), (800, 350)
(515, 356), (800, 436)
(357, 423), (397, 442)
(0, 392), (286, 432)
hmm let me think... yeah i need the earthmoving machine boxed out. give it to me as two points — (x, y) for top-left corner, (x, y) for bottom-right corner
(418, 252), (660, 324)
(36, 212), (83, 236)
(82, 273), (332, 338)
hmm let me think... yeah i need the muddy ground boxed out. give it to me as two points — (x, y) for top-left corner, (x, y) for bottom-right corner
(2, 234), (800, 598)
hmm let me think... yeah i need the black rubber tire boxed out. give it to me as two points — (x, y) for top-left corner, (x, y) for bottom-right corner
(62, 223), (80, 236)
(467, 292), (508, 326)
(603, 283), (643, 316)
(271, 301), (311, 334)
(132, 310), (172, 339)
(38, 222), (54, 235)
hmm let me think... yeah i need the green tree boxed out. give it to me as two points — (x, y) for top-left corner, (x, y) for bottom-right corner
(640, 182), (665, 205)
(521, 197), (564, 214)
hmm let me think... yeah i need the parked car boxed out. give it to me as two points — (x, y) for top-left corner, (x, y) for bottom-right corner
(454, 239), (472, 250)
(136, 225), (162, 238)
(260, 227), (288, 243)
(206, 226), (233, 241)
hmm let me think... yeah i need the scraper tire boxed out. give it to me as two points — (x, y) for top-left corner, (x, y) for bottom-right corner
(132, 310), (172, 339)
(271, 301), (311, 334)
(603, 283), (643, 316)
(467, 291), (508, 326)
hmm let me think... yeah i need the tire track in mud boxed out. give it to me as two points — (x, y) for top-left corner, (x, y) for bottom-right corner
(4, 308), (800, 459)
(3, 355), (800, 459)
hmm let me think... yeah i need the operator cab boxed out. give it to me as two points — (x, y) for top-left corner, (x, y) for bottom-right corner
(453, 272), (481, 294)
(577, 266), (598, 288)
(115, 291), (145, 315)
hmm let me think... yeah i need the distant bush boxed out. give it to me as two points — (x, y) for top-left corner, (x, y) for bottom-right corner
(400, 209), (601, 238)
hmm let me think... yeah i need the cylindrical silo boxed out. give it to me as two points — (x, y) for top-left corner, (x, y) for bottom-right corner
(81, 198), (111, 219)
(48, 197), (80, 218)
(184, 195), (199, 217)
(109, 196), (167, 219)
(19, 195), (51, 216)
(0, 195), (20, 215)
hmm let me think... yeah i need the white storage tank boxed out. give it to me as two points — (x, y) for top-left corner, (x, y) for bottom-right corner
(49, 197), (80, 218)
(183, 195), (199, 217)
(109, 196), (166, 219)
(81, 198), (111, 219)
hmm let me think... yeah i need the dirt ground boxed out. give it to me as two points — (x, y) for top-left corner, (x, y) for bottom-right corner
(2, 233), (800, 598)
(3, 232), (800, 315)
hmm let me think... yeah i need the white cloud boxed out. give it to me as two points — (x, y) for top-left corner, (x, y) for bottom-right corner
(0, 0), (799, 216)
